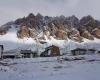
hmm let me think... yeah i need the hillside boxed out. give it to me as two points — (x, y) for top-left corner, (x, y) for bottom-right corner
(0, 13), (100, 51)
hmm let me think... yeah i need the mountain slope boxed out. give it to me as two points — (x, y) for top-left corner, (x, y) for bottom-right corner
(0, 13), (100, 52)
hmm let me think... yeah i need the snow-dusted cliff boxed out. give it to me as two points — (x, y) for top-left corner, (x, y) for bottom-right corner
(0, 14), (100, 53)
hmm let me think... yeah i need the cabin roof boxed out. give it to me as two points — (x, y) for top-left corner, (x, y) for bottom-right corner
(42, 45), (60, 53)
(45, 45), (59, 50)
(71, 48), (87, 51)
(20, 50), (36, 54)
(88, 49), (96, 51)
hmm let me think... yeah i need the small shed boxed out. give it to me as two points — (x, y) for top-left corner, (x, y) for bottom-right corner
(0, 45), (4, 59)
(20, 50), (38, 58)
(71, 48), (87, 55)
(2, 50), (19, 59)
(40, 45), (60, 57)
(3, 53), (17, 59)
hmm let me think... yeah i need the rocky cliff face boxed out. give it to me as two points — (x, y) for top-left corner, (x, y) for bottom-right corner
(17, 26), (30, 38)
(68, 28), (83, 42)
(92, 28), (100, 39)
(81, 29), (94, 40)
(0, 13), (100, 42)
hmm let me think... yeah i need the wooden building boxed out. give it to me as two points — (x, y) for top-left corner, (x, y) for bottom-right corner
(0, 45), (4, 59)
(2, 50), (20, 59)
(20, 50), (38, 58)
(3, 53), (17, 59)
(40, 45), (60, 57)
(71, 48), (87, 55)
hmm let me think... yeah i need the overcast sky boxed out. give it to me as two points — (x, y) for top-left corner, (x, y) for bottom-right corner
(0, 0), (100, 25)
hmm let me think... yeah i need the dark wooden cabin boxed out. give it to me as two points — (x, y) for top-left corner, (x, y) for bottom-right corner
(40, 45), (60, 57)
(71, 48), (87, 55)
(20, 50), (37, 58)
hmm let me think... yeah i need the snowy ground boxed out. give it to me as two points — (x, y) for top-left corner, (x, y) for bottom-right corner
(0, 54), (100, 80)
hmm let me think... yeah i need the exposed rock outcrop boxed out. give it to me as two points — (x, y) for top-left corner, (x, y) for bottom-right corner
(80, 15), (97, 32)
(69, 28), (83, 42)
(1, 13), (100, 42)
(92, 28), (100, 39)
(17, 26), (30, 38)
(29, 28), (38, 38)
(82, 30), (94, 40)
(55, 29), (67, 40)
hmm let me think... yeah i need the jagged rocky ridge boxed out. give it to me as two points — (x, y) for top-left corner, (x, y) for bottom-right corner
(0, 13), (100, 42)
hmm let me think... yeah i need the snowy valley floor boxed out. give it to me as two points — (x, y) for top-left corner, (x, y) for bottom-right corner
(0, 54), (100, 80)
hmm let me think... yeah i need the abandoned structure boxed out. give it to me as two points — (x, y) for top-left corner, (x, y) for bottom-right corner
(3, 51), (18, 59)
(0, 45), (4, 59)
(71, 48), (87, 55)
(71, 48), (97, 55)
(0, 44), (99, 59)
(2, 49), (22, 59)
(40, 45), (60, 57)
(20, 50), (38, 58)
